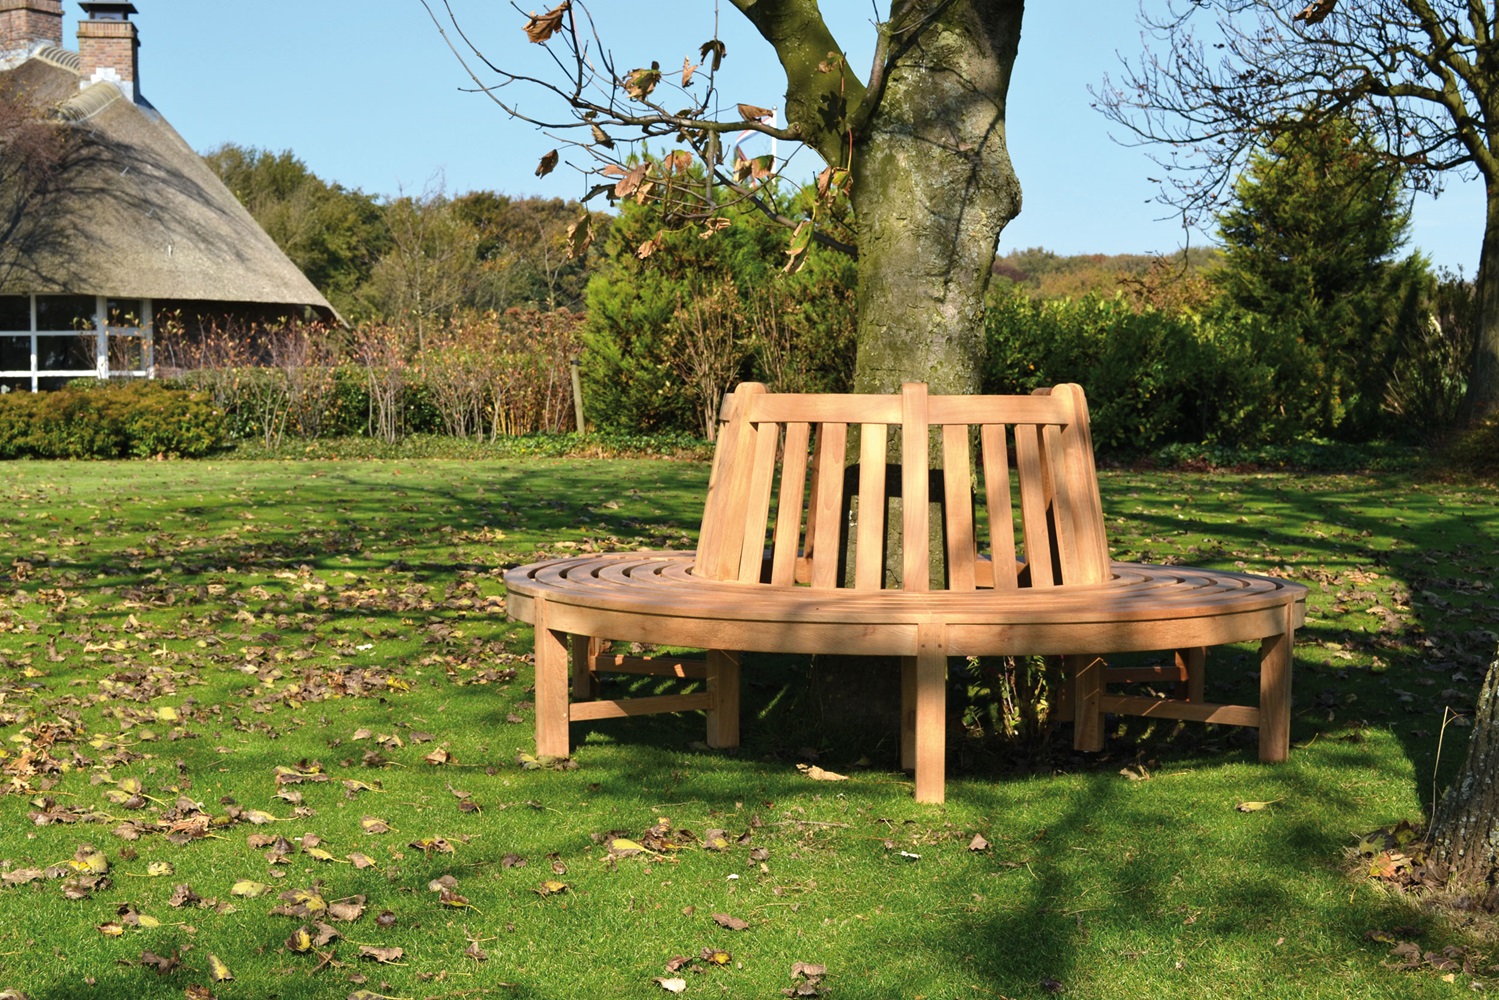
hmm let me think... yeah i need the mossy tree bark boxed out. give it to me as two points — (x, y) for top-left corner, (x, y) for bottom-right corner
(735, 0), (1024, 394)
(1428, 644), (1499, 893)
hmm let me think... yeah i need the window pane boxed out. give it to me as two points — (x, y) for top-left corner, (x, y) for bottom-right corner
(37, 376), (76, 391)
(0, 377), (28, 392)
(35, 295), (96, 332)
(107, 335), (143, 371)
(0, 296), (28, 332)
(0, 336), (29, 371)
(106, 298), (144, 329)
(37, 335), (93, 371)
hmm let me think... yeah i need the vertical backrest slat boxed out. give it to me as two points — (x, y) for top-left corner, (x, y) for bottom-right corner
(696, 382), (764, 579)
(769, 421), (811, 586)
(1014, 422), (1056, 587)
(809, 422), (847, 589)
(709, 384), (769, 580)
(1054, 383), (1111, 583)
(1041, 423), (1082, 584)
(901, 383), (930, 591)
(736, 420), (782, 583)
(942, 422), (976, 591)
(854, 422), (889, 590)
(979, 423), (1018, 589)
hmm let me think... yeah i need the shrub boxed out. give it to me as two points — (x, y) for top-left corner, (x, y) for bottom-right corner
(0, 381), (223, 458)
(982, 289), (1330, 452)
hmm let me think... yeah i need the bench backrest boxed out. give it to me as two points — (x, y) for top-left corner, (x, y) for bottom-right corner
(694, 382), (1111, 591)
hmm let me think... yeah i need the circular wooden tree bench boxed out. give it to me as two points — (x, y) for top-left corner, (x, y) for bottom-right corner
(505, 383), (1307, 803)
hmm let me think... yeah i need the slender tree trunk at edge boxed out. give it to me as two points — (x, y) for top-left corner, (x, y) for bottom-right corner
(1463, 192), (1499, 423)
(1428, 644), (1499, 894)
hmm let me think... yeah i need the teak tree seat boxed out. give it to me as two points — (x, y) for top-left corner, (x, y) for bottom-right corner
(504, 383), (1307, 803)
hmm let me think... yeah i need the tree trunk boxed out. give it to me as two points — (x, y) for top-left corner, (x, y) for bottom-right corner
(1463, 190), (1499, 423)
(851, 1), (1024, 394)
(1428, 643), (1499, 892)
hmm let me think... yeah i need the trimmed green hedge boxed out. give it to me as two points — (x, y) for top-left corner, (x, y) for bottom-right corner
(0, 381), (224, 458)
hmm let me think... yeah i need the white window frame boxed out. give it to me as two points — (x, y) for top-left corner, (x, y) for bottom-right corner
(0, 294), (155, 392)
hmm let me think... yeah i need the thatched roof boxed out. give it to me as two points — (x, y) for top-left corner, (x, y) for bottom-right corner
(0, 50), (334, 315)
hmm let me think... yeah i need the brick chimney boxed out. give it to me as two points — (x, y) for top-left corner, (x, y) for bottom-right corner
(0, 0), (63, 55)
(77, 1), (138, 102)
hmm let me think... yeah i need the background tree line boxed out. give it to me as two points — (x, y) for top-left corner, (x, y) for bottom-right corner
(197, 117), (1473, 454)
(202, 144), (601, 323)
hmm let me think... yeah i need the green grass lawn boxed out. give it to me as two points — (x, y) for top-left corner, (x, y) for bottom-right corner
(0, 457), (1495, 999)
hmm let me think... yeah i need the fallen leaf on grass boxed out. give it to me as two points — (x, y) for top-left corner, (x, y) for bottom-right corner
(712, 912), (749, 931)
(701, 948), (731, 966)
(655, 978), (687, 994)
(2, 868), (43, 887)
(968, 834), (991, 852)
(1235, 799), (1283, 812)
(795, 764), (848, 781)
(359, 816), (390, 835)
(208, 953), (233, 981)
(534, 880), (568, 897)
(357, 945), (404, 964)
(231, 880), (271, 898)
(168, 883), (201, 908)
(286, 925), (314, 953)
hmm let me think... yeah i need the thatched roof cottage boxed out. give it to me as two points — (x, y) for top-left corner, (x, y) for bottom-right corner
(0, 1), (334, 391)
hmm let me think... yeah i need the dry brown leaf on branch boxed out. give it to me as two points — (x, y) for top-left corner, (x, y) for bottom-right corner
(590, 124), (615, 149)
(737, 103), (773, 122)
(566, 213), (594, 259)
(625, 63), (662, 101)
(795, 762), (847, 781)
(615, 162), (649, 199)
(523, 2), (570, 43)
(700, 39), (726, 71)
(682, 57), (699, 87)
(1292, 0), (1335, 25)
(535, 149), (559, 178)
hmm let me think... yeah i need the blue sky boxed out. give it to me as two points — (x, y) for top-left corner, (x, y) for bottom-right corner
(74, 1), (1485, 273)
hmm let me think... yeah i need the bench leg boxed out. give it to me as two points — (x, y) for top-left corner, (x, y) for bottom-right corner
(1258, 615), (1294, 762)
(912, 623), (947, 805)
(1176, 646), (1206, 702)
(1048, 656), (1074, 723)
(571, 635), (602, 701)
(534, 599), (572, 759)
(901, 656), (917, 771)
(1070, 654), (1105, 753)
(706, 649), (741, 748)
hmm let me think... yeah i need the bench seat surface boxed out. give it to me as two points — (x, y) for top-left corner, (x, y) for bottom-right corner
(506, 551), (1304, 650)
